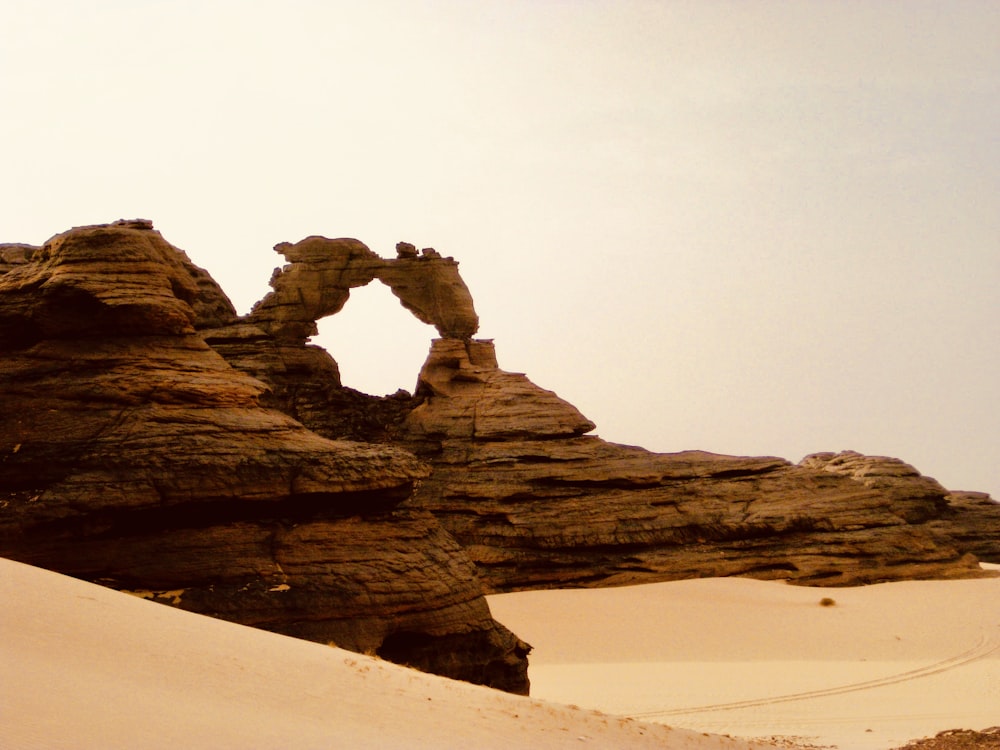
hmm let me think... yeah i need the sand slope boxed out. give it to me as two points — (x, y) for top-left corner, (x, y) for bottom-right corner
(489, 571), (1000, 750)
(1, 557), (777, 750)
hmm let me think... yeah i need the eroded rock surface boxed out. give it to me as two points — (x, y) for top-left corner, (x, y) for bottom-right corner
(404, 338), (596, 443)
(207, 230), (998, 592)
(0, 221), (528, 693)
(3, 220), (997, 696)
(248, 235), (478, 343)
(932, 492), (1000, 565)
(401, 387), (991, 590)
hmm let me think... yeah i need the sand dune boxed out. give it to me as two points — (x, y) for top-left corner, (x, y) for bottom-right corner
(488, 568), (1000, 749)
(1, 557), (778, 750)
(4, 556), (997, 749)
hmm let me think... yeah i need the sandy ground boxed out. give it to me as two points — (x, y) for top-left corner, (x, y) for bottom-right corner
(3, 557), (997, 749)
(1, 557), (787, 750)
(488, 567), (1000, 750)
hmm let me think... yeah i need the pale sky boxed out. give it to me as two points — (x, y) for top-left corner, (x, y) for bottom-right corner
(2, 1), (998, 498)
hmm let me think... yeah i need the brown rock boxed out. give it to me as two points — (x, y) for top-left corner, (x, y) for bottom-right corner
(893, 727), (1000, 750)
(0, 221), (529, 694)
(202, 229), (996, 594)
(0, 221), (235, 348)
(395, 241), (418, 259)
(932, 491), (1000, 564)
(374, 254), (479, 339)
(248, 235), (478, 343)
(5, 219), (997, 697)
(405, 434), (989, 590)
(404, 339), (596, 442)
(249, 236), (380, 342)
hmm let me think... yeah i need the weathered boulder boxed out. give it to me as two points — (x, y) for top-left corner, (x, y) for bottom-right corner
(0, 221), (529, 694)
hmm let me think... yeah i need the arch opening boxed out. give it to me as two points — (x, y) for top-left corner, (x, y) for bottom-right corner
(311, 281), (435, 397)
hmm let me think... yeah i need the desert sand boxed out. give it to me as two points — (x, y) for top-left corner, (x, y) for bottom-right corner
(0, 557), (781, 750)
(488, 566), (1000, 749)
(3, 557), (997, 749)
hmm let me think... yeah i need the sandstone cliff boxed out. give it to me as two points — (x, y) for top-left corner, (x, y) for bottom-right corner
(2, 221), (997, 695)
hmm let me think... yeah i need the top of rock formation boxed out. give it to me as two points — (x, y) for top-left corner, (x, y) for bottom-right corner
(0, 220), (238, 350)
(248, 235), (479, 343)
(0, 220), (432, 525)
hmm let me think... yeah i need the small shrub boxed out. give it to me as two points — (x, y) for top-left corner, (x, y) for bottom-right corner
(819, 597), (837, 607)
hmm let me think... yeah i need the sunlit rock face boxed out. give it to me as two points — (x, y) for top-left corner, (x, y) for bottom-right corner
(0, 221), (529, 695)
(396, 347), (990, 591)
(409, 441), (993, 591)
(404, 338), (596, 443)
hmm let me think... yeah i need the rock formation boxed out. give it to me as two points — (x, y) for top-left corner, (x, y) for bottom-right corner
(248, 235), (479, 344)
(932, 492), (1000, 566)
(0, 221), (528, 693)
(404, 425), (992, 590)
(204, 233), (999, 592)
(2, 220), (998, 695)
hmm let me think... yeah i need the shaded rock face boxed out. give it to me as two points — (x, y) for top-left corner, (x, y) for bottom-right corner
(932, 492), (1000, 565)
(0, 221), (528, 694)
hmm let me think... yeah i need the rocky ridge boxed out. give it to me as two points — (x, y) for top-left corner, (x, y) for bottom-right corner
(2, 221), (998, 693)
(208, 232), (997, 591)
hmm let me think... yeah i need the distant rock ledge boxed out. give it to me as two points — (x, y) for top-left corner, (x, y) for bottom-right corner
(2, 220), (997, 692)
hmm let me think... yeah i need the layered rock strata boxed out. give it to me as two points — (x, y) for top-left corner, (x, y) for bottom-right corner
(203, 235), (482, 444)
(402, 352), (991, 590)
(3, 220), (998, 697)
(248, 235), (479, 343)
(932, 492), (1000, 565)
(206, 232), (998, 592)
(0, 221), (528, 693)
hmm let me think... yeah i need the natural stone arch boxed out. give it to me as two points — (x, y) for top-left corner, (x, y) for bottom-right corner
(248, 236), (479, 344)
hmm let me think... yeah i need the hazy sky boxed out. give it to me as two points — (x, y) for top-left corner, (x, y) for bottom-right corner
(2, 1), (998, 498)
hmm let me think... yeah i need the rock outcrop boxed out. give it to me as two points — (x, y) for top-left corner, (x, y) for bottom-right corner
(0, 221), (528, 693)
(3, 220), (998, 696)
(932, 492), (1000, 565)
(402, 412), (992, 590)
(248, 235), (479, 344)
(206, 233), (998, 592)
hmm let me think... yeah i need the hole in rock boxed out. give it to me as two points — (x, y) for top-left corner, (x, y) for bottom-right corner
(311, 281), (435, 397)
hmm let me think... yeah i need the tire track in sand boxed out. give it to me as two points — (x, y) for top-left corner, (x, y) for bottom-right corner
(631, 625), (1000, 720)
